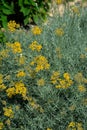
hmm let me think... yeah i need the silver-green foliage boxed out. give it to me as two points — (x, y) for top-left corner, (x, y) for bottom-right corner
(1, 7), (87, 130)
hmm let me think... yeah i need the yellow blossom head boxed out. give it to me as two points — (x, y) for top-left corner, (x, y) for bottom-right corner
(3, 106), (14, 118)
(31, 26), (42, 35)
(11, 42), (22, 54)
(63, 72), (70, 80)
(29, 41), (42, 51)
(7, 20), (20, 32)
(37, 78), (45, 86)
(6, 87), (15, 98)
(47, 128), (52, 130)
(78, 85), (86, 92)
(0, 122), (4, 130)
(16, 71), (26, 77)
(56, 0), (62, 5)
(55, 28), (64, 36)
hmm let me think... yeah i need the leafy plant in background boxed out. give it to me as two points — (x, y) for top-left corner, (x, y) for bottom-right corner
(0, 0), (52, 28)
(0, 29), (7, 46)
(0, 0), (15, 28)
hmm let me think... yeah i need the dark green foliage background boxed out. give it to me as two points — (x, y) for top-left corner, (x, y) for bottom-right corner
(0, 0), (51, 28)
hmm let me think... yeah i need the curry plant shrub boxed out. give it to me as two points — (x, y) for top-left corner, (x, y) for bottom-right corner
(0, 6), (87, 130)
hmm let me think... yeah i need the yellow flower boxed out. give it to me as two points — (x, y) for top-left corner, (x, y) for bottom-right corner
(0, 49), (9, 58)
(37, 78), (45, 86)
(1, 100), (7, 106)
(5, 119), (11, 126)
(74, 73), (83, 83)
(0, 122), (4, 130)
(0, 84), (6, 90)
(33, 55), (50, 72)
(55, 84), (62, 89)
(82, 98), (87, 105)
(56, 0), (62, 4)
(77, 123), (83, 130)
(11, 42), (22, 53)
(55, 28), (64, 36)
(31, 26), (42, 35)
(7, 20), (20, 32)
(16, 71), (26, 77)
(68, 122), (76, 128)
(80, 54), (86, 59)
(35, 65), (44, 72)
(63, 72), (70, 80)
(59, 79), (67, 88)
(6, 87), (15, 98)
(29, 41), (42, 51)
(3, 106), (14, 118)
(69, 105), (76, 111)
(4, 75), (11, 80)
(28, 96), (33, 101)
(71, 6), (80, 15)
(85, 48), (87, 52)
(6, 42), (13, 48)
(67, 122), (83, 130)
(47, 128), (52, 130)
(15, 105), (20, 110)
(51, 71), (60, 84)
(78, 85), (86, 92)
(30, 101), (36, 107)
(15, 82), (27, 98)
(44, 63), (50, 70)
(16, 23), (20, 28)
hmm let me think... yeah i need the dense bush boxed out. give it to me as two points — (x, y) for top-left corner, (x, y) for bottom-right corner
(0, 5), (87, 130)
(0, 0), (52, 28)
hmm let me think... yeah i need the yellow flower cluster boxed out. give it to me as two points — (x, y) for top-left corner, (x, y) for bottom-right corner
(74, 72), (87, 92)
(31, 26), (42, 35)
(29, 41), (42, 51)
(67, 122), (83, 130)
(1, 100), (7, 106)
(56, 0), (62, 5)
(47, 128), (52, 130)
(74, 72), (87, 84)
(80, 54), (86, 59)
(3, 106), (14, 118)
(0, 49), (9, 58)
(0, 84), (6, 91)
(7, 20), (20, 32)
(82, 98), (87, 105)
(51, 71), (60, 84)
(5, 119), (11, 126)
(37, 78), (45, 86)
(6, 42), (22, 54)
(0, 74), (6, 91)
(11, 42), (22, 54)
(6, 82), (27, 98)
(16, 71), (26, 77)
(51, 72), (73, 89)
(30, 55), (50, 72)
(71, 6), (80, 16)
(55, 28), (64, 36)
(78, 85), (86, 92)
(0, 122), (4, 130)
